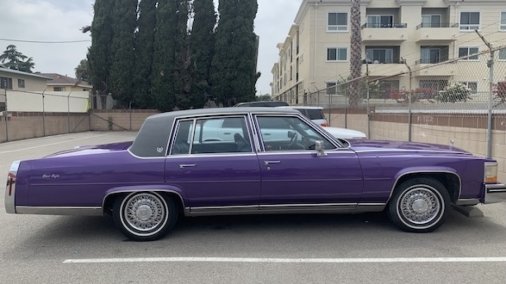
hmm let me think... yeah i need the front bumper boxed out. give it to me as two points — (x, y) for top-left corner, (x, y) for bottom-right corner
(484, 183), (506, 204)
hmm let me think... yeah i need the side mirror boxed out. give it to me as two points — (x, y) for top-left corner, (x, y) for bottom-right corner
(315, 140), (327, 157)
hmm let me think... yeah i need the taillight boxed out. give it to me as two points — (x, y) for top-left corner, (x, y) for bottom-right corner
(7, 173), (16, 196)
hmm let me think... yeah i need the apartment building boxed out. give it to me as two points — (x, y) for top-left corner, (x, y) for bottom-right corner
(271, 0), (506, 103)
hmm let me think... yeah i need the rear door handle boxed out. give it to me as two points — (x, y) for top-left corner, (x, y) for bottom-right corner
(264, 161), (281, 165)
(179, 164), (196, 169)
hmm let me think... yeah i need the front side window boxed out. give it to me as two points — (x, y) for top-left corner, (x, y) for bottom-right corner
(328, 13), (348, 31)
(171, 116), (252, 155)
(460, 12), (480, 31)
(256, 116), (335, 152)
(458, 47), (479, 60)
(327, 48), (347, 61)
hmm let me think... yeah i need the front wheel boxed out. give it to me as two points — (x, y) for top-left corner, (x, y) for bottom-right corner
(113, 192), (178, 241)
(388, 178), (450, 233)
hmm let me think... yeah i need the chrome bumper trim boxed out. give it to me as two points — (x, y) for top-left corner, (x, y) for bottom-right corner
(16, 206), (103, 216)
(484, 183), (506, 204)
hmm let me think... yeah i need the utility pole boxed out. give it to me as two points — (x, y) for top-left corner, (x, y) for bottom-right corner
(476, 30), (494, 158)
(402, 57), (413, 142)
(365, 61), (371, 138)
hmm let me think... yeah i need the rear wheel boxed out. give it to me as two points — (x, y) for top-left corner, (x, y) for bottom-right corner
(113, 192), (178, 241)
(388, 177), (450, 233)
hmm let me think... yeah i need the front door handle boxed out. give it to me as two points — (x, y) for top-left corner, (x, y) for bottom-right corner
(179, 164), (196, 169)
(264, 161), (281, 166)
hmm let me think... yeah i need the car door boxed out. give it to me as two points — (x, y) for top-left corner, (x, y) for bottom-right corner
(165, 115), (261, 210)
(254, 114), (363, 205)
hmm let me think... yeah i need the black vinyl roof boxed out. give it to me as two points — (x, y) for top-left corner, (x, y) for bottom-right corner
(129, 107), (300, 157)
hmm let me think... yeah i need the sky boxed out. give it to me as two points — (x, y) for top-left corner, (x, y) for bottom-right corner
(0, 0), (301, 95)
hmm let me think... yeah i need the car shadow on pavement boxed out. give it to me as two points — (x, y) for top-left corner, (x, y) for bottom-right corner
(6, 208), (506, 261)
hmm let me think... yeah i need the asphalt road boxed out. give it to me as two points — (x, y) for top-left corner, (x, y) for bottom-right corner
(1, 132), (506, 283)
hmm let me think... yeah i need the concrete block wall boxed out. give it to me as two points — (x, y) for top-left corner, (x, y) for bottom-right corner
(90, 110), (158, 131)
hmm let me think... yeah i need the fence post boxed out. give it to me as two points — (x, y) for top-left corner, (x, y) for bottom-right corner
(328, 89), (332, 126)
(3, 88), (8, 142)
(365, 62), (371, 138)
(67, 92), (72, 133)
(403, 58), (413, 142)
(42, 90), (46, 137)
(475, 31), (494, 158)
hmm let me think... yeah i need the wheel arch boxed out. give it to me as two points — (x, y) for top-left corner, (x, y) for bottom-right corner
(387, 168), (462, 204)
(102, 186), (186, 216)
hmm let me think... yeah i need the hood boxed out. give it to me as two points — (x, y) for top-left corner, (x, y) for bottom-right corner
(322, 127), (367, 139)
(348, 139), (470, 155)
(46, 141), (133, 158)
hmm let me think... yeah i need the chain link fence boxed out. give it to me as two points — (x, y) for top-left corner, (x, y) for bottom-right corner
(294, 45), (506, 180)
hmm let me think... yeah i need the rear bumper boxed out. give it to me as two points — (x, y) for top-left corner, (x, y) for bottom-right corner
(484, 183), (506, 204)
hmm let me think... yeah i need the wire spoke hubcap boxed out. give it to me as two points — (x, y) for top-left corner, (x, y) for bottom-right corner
(123, 193), (166, 232)
(400, 187), (441, 225)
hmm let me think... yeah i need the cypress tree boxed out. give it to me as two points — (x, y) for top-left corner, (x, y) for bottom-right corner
(109, 0), (138, 106)
(190, 0), (217, 108)
(174, 0), (192, 110)
(151, 0), (178, 111)
(211, 0), (259, 106)
(87, 0), (114, 98)
(134, 0), (157, 108)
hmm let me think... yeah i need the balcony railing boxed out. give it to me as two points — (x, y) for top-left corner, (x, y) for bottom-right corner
(362, 23), (407, 29)
(415, 58), (453, 65)
(416, 22), (458, 29)
(363, 59), (403, 64)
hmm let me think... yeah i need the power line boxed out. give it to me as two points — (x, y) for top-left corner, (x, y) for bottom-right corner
(0, 38), (90, 44)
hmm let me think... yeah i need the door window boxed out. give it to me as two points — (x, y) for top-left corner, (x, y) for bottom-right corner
(256, 116), (335, 152)
(171, 116), (252, 155)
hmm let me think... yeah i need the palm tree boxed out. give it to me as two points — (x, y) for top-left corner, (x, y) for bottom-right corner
(348, 0), (362, 107)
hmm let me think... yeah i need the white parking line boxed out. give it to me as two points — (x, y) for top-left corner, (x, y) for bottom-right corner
(0, 134), (109, 155)
(63, 256), (506, 264)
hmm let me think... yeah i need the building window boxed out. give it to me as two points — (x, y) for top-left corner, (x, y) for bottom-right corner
(53, 86), (64, 92)
(367, 15), (394, 28)
(326, 82), (337, 95)
(501, 12), (506, 31)
(460, 82), (478, 94)
(460, 12), (480, 31)
(421, 14), (442, 28)
(458, 47), (479, 60)
(499, 48), (506, 60)
(366, 48), (394, 64)
(419, 80), (448, 94)
(420, 46), (449, 64)
(0, 77), (13, 89)
(328, 13), (348, 32)
(17, 79), (25, 88)
(327, 48), (347, 61)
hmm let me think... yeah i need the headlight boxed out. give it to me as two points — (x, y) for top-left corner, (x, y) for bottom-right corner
(484, 162), (498, 184)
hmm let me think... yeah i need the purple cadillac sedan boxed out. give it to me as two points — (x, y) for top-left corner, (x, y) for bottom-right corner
(5, 108), (506, 241)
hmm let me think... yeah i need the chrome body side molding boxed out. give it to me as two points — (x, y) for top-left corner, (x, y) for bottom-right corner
(184, 203), (386, 217)
(16, 206), (103, 216)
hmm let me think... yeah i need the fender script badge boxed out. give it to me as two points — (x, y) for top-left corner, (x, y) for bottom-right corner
(42, 174), (60, 180)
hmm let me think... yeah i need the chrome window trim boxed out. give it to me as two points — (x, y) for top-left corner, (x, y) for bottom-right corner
(385, 170), (462, 204)
(16, 206), (103, 216)
(169, 115), (255, 156)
